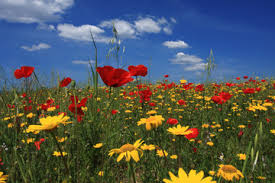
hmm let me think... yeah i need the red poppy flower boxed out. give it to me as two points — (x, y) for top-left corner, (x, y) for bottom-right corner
(178, 99), (186, 105)
(236, 77), (240, 80)
(238, 130), (244, 138)
(34, 138), (44, 151)
(166, 118), (178, 125)
(243, 88), (255, 94)
(243, 76), (248, 79)
(185, 128), (199, 140)
(149, 102), (156, 107)
(211, 96), (224, 104)
(138, 87), (152, 103)
(60, 77), (72, 87)
(68, 96), (87, 116)
(128, 65), (148, 77)
(14, 66), (34, 79)
(111, 109), (118, 115)
(164, 74), (169, 78)
(96, 66), (134, 87)
(218, 92), (232, 101)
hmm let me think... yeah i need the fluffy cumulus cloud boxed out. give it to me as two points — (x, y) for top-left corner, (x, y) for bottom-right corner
(72, 60), (95, 65)
(21, 43), (51, 51)
(37, 23), (55, 31)
(171, 52), (203, 64)
(135, 18), (162, 33)
(57, 24), (110, 43)
(170, 52), (207, 71)
(163, 40), (189, 49)
(99, 19), (136, 39)
(184, 63), (208, 71)
(0, 0), (74, 23)
(97, 16), (176, 40)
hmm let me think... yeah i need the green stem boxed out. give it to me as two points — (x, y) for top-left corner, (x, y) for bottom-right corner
(128, 161), (136, 183)
(217, 175), (222, 183)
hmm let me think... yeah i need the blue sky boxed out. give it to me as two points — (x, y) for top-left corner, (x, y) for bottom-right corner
(0, 0), (274, 85)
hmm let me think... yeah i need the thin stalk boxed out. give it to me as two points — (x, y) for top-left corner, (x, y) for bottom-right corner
(128, 161), (136, 183)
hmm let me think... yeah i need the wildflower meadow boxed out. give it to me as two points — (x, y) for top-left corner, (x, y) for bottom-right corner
(0, 37), (274, 183)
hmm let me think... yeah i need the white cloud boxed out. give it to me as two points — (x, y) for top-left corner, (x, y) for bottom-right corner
(158, 17), (168, 25)
(21, 43), (51, 51)
(163, 26), (172, 35)
(170, 17), (177, 23)
(72, 60), (94, 65)
(0, 0), (74, 23)
(184, 63), (207, 71)
(170, 52), (207, 72)
(99, 19), (136, 39)
(135, 18), (161, 33)
(37, 23), (55, 31)
(57, 24), (110, 43)
(163, 40), (189, 49)
(171, 52), (203, 64)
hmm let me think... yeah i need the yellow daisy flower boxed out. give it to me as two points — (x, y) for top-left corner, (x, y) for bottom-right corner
(0, 172), (8, 183)
(270, 129), (275, 135)
(170, 155), (178, 159)
(146, 110), (157, 115)
(140, 144), (155, 151)
(26, 113), (72, 133)
(109, 139), (143, 162)
(217, 164), (244, 181)
(156, 149), (168, 157)
(167, 124), (191, 136)
(207, 142), (214, 146)
(53, 151), (67, 157)
(163, 168), (216, 183)
(208, 171), (215, 176)
(237, 153), (246, 160)
(137, 115), (164, 131)
(98, 171), (104, 176)
(93, 143), (103, 148)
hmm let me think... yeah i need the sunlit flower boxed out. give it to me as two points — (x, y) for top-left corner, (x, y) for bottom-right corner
(26, 113), (35, 118)
(202, 124), (209, 128)
(47, 106), (56, 112)
(170, 155), (178, 159)
(217, 164), (244, 181)
(237, 153), (246, 160)
(0, 171), (8, 183)
(53, 151), (67, 157)
(270, 129), (275, 135)
(109, 139), (143, 162)
(180, 79), (187, 84)
(140, 144), (155, 151)
(137, 115), (164, 130)
(26, 113), (72, 133)
(208, 171), (215, 176)
(98, 171), (104, 176)
(257, 176), (266, 180)
(57, 137), (67, 143)
(163, 168), (216, 183)
(156, 149), (168, 157)
(207, 142), (214, 146)
(167, 124), (191, 136)
(146, 110), (157, 115)
(238, 125), (246, 129)
(21, 138), (35, 144)
(93, 143), (103, 148)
